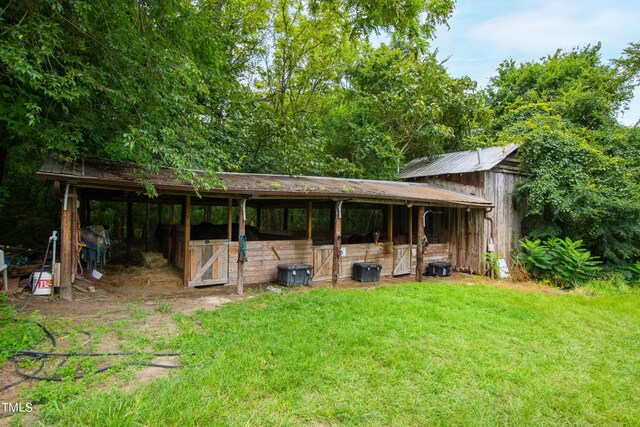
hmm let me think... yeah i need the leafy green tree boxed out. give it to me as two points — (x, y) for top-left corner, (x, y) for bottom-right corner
(320, 43), (489, 179)
(0, 0), (259, 241)
(485, 45), (640, 264)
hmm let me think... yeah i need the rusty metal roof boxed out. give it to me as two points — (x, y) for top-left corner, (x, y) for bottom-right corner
(36, 154), (492, 208)
(400, 144), (519, 179)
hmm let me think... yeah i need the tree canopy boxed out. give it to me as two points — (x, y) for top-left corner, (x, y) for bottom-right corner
(483, 44), (640, 264)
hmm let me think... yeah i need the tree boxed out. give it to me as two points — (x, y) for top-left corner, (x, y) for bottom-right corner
(485, 45), (640, 264)
(320, 42), (489, 179)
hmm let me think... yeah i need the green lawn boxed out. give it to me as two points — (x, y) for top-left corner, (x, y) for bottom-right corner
(33, 283), (640, 425)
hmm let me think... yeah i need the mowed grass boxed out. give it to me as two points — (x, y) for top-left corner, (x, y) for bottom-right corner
(43, 282), (640, 426)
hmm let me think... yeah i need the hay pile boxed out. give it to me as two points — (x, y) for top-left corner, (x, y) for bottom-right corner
(102, 252), (182, 289)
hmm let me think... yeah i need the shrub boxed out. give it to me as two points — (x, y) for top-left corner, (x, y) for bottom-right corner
(483, 252), (500, 279)
(519, 237), (601, 289)
(630, 261), (640, 285)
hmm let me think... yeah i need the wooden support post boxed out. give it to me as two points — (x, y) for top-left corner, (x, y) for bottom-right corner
(183, 195), (191, 288)
(204, 205), (212, 223)
(307, 202), (313, 241)
(126, 202), (133, 255)
(59, 184), (74, 301)
(416, 206), (425, 282)
(388, 205), (393, 243)
(237, 199), (247, 295)
(332, 201), (343, 287)
(227, 199), (233, 240)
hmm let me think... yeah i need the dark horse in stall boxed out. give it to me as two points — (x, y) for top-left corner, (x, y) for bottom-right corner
(347, 229), (380, 244)
(153, 222), (261, 252)
(189, 222), (260, 241)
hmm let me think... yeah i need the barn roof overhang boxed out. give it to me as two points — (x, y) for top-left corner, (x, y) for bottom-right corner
(36, 154), (493, 209)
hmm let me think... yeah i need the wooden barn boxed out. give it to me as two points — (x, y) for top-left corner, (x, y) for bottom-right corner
(400, 144), (524, 273)
(36, 154), (494, 300)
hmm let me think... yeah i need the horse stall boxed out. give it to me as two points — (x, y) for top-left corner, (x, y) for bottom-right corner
(36, 154), (493, 299)
(170, 199), (456, 288)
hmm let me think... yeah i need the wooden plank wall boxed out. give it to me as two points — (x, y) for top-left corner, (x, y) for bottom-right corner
(228, 240), (313, 285)
(422, 172), (485, 198)
(447, 208), (485, 274)
(423, 243), (450, 264)
(337, 243), (394, 280)
(484, 171), (524, 263)
(418, 169), (524, 272)
(186, 239), (451, 286)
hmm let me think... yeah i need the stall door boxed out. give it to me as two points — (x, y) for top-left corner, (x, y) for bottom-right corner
(188, 240), (229, 287)
(393, 244), (413, 276)
(312, 245), (334, 282)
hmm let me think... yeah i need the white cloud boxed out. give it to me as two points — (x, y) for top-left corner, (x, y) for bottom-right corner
(467, 1), (640, 59)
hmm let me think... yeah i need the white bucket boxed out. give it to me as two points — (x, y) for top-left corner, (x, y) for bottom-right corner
(32, 271), (53, 296)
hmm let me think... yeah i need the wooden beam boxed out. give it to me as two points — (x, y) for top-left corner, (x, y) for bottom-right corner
(332, 201), (343, 287)
(307, 202), (313, 241)
(416, 206), (425, 282)
(237, 199), (247, 295)
(59, 184), (74, 300)
(183, 195), (191, 288)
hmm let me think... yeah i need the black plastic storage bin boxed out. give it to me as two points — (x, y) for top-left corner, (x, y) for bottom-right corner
(352, 262), (382, 282)
(277, 264), (312, 287)
(425, 262), (451, 277)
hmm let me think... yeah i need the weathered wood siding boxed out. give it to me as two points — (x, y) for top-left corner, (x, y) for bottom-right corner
(227, 240), (313, 285)
(416, 167), (524, 272)
(484, 171), (524, 263)
(311, 243), (393, 282)
(421, 172), (485, 197)
(446, 208), (485, 274)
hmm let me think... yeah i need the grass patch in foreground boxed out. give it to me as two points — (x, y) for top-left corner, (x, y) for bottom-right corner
(40, 283), (640, 425)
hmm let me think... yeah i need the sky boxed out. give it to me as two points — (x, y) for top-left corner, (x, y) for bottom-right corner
(432, 0), (640, 126)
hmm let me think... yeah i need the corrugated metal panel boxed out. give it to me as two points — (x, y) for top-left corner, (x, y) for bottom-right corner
(400, 144), (519, 179)
(35, 154), (493, 208)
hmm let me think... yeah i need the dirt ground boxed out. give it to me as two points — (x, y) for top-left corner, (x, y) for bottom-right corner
(1, 253), (557, 425)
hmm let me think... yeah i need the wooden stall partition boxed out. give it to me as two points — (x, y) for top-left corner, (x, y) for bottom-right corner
(338, 243), (393, 280)
(242, 240), (313, 284)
